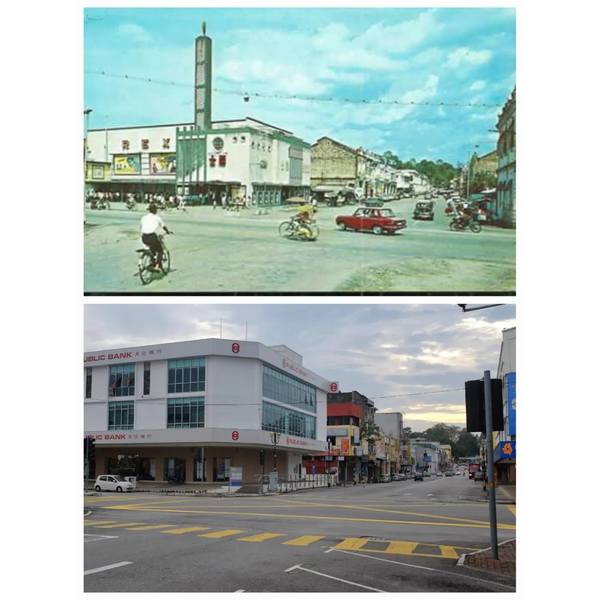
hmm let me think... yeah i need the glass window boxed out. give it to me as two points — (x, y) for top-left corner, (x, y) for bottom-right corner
(167, 358), (205, 393)
(167, 398), (205, 428)
(262, 401), (316, 439)
(143, 362), (151, 395)
(109, 364), (135, 397)
(85, 368), (92, 399)
(262, 365), (317, 413)
(108, 401), (134, 430)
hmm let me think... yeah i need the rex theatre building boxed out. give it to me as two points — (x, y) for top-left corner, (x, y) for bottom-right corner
(84, 339), (329, 485)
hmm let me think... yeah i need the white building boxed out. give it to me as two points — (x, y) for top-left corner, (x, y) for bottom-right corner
(84, 338), (329, 485)
(396, 169), (431, 195)
(86, 117), (311, 204)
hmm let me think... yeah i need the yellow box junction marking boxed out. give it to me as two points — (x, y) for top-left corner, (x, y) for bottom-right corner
(162, 526), (211, 534)
(439, 545), (460, 559)
(283, 535), (325, 546)
(237, 532), (286, 543)
(506, 505), (516, 516)
(198, 529), (246, 539)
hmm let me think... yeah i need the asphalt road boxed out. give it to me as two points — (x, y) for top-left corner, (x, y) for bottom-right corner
(84, 196), (516, 293)
(84, 475), (516, 592)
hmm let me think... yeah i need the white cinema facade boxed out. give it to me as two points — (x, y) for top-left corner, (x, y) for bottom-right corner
(84, 338), (330, 485)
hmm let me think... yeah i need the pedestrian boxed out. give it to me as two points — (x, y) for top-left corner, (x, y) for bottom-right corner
(221, 192), (226, 210)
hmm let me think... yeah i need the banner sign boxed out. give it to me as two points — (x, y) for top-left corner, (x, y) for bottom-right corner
(494, 440), (516, 462)
(505, 372), (516, 436)
(341, 438), (350, 455)
(113, 154), (141, 174)
(229, 466), (243, 492)
(150, 153), (177, 174)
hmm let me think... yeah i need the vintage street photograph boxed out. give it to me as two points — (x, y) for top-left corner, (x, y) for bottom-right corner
(83, 7), (516, 294)
(84, 303), (516, 592)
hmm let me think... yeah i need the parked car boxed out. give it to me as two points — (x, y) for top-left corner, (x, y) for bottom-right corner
(378, 474), (391, 483)
(398, 472), (407, 481)
(362, 197), (385, 207)
(423, 471), (431, 477)
(412, 200), (435, 220)
(94, 474), (135, 493)
(336, 207), (407, 235)
(414, 472), (424, 481)
(473, 471), (485, 482)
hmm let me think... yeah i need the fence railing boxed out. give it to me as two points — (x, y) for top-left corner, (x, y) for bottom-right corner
(255, 473), (338, 494)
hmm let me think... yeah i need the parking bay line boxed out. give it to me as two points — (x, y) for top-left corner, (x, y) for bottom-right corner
(84, 561), (133, 576)
(328, 548), (516, 591)
(284, 563), (385, 593)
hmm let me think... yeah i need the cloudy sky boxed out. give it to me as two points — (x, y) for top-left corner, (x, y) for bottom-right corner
(84, 6), (515, 164)
(85, 303), (515, 432)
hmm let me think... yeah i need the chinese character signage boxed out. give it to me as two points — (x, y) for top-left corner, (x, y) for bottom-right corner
(113, 154), (141, 174)
(150, 153), (176, 174)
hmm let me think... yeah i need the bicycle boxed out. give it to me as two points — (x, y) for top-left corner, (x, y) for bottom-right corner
(278, 217), (319, 241)
(137, 233), (172, 285)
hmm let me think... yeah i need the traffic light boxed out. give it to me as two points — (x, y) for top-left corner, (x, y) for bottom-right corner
(465, 379), (503, 432)
(86, 437), (96, 462)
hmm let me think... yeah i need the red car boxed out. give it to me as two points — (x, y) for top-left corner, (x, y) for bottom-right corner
(336, 207), (407, 235)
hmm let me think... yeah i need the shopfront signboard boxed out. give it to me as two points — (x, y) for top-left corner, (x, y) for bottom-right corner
(505, 372), (516, 436)
(150, 153), (176, 174)
(113, 154), (141, 174)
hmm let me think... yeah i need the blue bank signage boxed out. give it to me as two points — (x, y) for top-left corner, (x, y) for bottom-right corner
(505, 372), (516, 436)
(494, 440), (516, 462)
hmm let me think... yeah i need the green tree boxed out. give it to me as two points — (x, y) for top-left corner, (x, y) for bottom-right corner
(468, 171), (497, 194)
(423, 423), (460, 445)
(452, 430), (480, 457)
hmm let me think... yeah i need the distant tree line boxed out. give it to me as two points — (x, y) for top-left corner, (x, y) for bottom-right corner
(404, 423), (480, 458)
(382, 151), (461, 189)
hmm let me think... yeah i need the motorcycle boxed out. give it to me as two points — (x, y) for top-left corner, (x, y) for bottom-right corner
(449, 216), (481, 233)
(126, 199), (137, 210)
(90, 198), (110, 210)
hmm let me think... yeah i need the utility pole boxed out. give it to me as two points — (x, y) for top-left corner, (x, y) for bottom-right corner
(484, 370), (499, 559)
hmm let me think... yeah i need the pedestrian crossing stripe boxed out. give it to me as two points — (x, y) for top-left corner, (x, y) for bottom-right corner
(83, 521), (481, 558)
(198, 529), (246, 539)
(125, 524), (175, 531)
(238, 532), (285, 542)
(162, 526), (210, 535)
(283, 535), (325, 546)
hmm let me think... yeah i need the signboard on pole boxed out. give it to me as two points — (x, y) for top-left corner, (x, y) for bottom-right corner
(229, 466), (243, 492)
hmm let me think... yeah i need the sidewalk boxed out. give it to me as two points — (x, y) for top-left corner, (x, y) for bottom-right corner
(460, 538), (516, 578)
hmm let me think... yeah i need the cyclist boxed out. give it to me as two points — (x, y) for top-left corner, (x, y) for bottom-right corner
(294, 203), (315, 224)
(140, 203), (171, 270)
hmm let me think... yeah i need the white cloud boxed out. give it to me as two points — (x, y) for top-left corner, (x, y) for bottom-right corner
(470, 79), (486, 91)
(455, 317), (516, 337)
(117, 23), (152, 44)
(445, 47), (492, 69)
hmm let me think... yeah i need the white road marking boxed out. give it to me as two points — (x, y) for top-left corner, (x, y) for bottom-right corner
(285, 563), (385, 592)
(84, 561), (133, 576)
(330, 548), (515, 591)
(233, 590), (245, 593)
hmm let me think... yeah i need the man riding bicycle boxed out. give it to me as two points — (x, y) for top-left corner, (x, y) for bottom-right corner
(295, 203), (315, 224)
(140, 203), (171, 270)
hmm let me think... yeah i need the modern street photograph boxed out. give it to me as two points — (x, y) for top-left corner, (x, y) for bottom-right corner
(84, 303), (517, 592)
(83, 7), (516, 294)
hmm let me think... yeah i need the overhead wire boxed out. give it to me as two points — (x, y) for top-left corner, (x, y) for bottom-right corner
(85, 69), (503, 108)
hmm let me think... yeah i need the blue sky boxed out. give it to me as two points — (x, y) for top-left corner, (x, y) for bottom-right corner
(85, 304), (516, 432)
(84, 7), (515, 164)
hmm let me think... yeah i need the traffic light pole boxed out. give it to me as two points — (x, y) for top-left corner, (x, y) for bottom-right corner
(484, 370), (499, 559)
